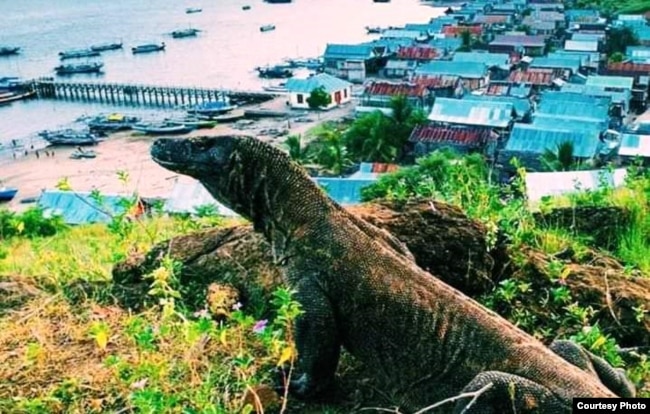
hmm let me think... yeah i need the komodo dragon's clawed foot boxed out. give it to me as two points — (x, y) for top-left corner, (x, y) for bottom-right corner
(273, 366), (336, 401)
(550, 340), (636, 397)
(451, 371), (569, 414)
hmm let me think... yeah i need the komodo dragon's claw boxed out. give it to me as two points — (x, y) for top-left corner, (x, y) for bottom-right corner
(273, 366), (335, 400)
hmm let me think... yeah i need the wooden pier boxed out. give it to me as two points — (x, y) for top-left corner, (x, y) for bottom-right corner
(30, 78), (278, 108)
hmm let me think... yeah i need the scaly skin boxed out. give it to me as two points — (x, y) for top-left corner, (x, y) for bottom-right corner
(151, 135), (635, 413)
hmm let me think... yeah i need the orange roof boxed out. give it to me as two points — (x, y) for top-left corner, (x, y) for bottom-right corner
(412, 75), (459, 88)
(442, 25), (482, 36)
(364, 81), (429, 97)
(409, 125), (493, 145)
(396, 46), (439, 61)
(508, 68), (563, 85)
(606, 62), (650, 74)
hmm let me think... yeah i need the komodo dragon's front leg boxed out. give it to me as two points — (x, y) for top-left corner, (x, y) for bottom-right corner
(549, 340), (636, 398)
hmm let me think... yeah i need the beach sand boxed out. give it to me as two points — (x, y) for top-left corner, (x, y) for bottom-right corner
(1, 99), (355, 212)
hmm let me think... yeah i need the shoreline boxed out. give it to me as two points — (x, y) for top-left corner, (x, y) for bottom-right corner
(1, 97), (356, 212)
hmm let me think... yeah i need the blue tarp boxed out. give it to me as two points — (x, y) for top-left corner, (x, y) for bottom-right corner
(38, 190), (131, 225)
(314, 177), (377, 205)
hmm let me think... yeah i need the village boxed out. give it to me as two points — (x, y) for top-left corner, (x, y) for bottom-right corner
(5, 0), (650, 222)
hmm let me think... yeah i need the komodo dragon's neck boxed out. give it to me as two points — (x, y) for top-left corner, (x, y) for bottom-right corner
(199, 138), (336, 259)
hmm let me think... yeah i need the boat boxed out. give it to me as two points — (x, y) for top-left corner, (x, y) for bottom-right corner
(189, 99), (238, 115)
(132, 42), (165, 54)
(90, 42), (123, 52)
(165, 116), (217, 129)
(87, 113), (141, 132)
(55, 62), (104, 75)
(265, 0), (292, 3)
(0, 90), (36, 105)
(242, 5), (251, 10)
(59, 48), (101, 60)
(373, 0), (391, 2)
(260, 24), (276, 32)
(70, 148), (97, 159)
(365, 26), (382, 34)
(38, 129), (101, 146)
(283, 57), (323, 70)
(0, 187), (18, 202)
(132, 122), (194, 135)
(171, 28), (200, 38)
(186, 7), (202, 14)
(0, 47), (20, 56)
(257, 66), (293, 78)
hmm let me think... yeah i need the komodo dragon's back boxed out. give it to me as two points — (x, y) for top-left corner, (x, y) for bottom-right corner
(151, 135), (635, 413)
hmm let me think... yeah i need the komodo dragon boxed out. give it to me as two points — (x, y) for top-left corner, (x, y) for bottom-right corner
(151, 135), (635, 413)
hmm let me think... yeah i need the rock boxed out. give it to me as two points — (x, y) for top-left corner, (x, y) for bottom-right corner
(112, 200), (650, 346)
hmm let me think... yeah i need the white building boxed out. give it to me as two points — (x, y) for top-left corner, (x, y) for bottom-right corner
(284, 73), (353, 110)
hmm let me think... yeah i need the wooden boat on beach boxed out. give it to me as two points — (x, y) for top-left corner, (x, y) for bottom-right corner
(0, 46), (21, 56)
(59, 48), (101, 60)
(132, 43), (165, 54)
(55, 62), (104, 75)
(0, 187), (18, 202)
(132, 122), (194, 135)
(70, 148), (97, 159)
(38, 129), (101, 146)
(88, 113), (140, 132)
(165, 116), (217, 129)
(186, 7), (202, 14)
(90, 42), (123, 52)
(260, 25), (276, 32)
(189, 99), (238, 115)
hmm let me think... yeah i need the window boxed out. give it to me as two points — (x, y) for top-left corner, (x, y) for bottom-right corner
(297, 94), (304, 103)
(343, 88), (348, 98)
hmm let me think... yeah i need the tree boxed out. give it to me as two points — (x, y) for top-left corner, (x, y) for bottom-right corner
(609, 52), (625, 63)
(283, 134), (310, 165)
(306, 86), (332, 114)
(540, 141), (578, 172)
(313, 124), (352, 176)
(606, 26), (639, 56)
(458, 29), (472, 52)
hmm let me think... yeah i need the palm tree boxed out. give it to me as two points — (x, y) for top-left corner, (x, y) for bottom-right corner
(314, 126), (352, 176)
(283, 134), (309, 165)
(540, 141), (577, 172)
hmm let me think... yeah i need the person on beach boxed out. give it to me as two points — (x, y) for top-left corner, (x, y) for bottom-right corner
(35, 150), (40, 159)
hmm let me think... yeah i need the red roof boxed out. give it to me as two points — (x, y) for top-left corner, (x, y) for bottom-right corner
(474, 15), (509, 25)
(508, 68), (563, 85)
(371, 163), (399, 173)
(412, 75), (460, 89)
(396, 46), (439, 61)
(486, 83), (511, 96)
(364, 81), (429, 97)
(409, 125), (493, 145)
(442, 25), (483, 36)
(605, 62), (650, 76)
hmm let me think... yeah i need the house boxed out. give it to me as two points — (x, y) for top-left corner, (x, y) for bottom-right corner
(536, 92), (611, 122)
(382, 59), (418, 79)
(361, 81), (432, 109)
(525, 168), (628, 202)
(499, 124), (604, 171)
(396, 45), (440, 62)
(323, 43), (382, 82)
(529, 57), (581, 76)
(564, 40), (599, 53)
(473, 14), (512, 28)
(452, 51), (510, 68)
(38, 190), (149, 225)
(411, 75), (461, 98)
(508, 68), (566, 88)
(485, 82), (532, 98)
(415, 61), (488, 90)
(522, 19), (557, 36)
(284, 73), (353, 110)
(381, 29), (427, 42)
(603, 62), (650, 110)
(585, 75), (634, 113)
(408, 125), (497, 156)
(548, 50), (599, 72)
(626, 46), (650, 63)
(618, 133), (650, 164)
(427, 97), (515, 129)
(441, 24), (483, 38)
(489, 35), (547, 56)
(463, 94), (532, 122)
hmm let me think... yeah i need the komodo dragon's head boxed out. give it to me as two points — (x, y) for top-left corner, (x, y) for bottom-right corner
(151, 135), (334, 254)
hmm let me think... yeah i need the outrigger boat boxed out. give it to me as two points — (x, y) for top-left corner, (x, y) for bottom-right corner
(132, 42), (166, 54)
(0, 46), (20, 56)
(189, 99), (238, 115)
(186, 7), (202, 14)
(38, 129), (101, 146)
(90, 42), (123, 52)
(132, 122), (194, 135)
(165, 116), (217, 129)
(260, 24), (276, 32)
(55, 62), (104, 75)
(59, 48), (101, 60)
(171, 28), (200, 39)
(87, 113), (141, 132)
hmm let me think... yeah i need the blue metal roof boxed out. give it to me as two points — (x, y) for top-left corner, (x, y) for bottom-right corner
(452, 52), (510, 68)
(540, 91), (611, 106)
(284, 73), (351, 94)
(427, 37), (463, 52)
(38, 190), (130, 225)
(537, 94), (610, 120)
(323, 43), (374, 60)
(505, 124), (602, 158)
(314, 177), (377, 205)
(586, 75), (634, 90)
(530, 57), (581, 73)
(532, 113), (607, 132)
(462, 94), (531, 118)
(428, 98), (514, 128)
(619, 133), (650, 157)
(416, 61), (486, 78)
(561, 83), (631, 107)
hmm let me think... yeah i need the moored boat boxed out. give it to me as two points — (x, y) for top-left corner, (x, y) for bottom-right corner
(88, 113), (141, 132)
(365, 26), (382, 34)
(59, 48), (101, 60)
(260, 24), (276, 32)
(171, 28), (200, 38)
(38, 129), (101, 146)
(132, 122), (194, 135)
(0, 187), (18, 202)
(132, 43), (166, 54)
(0, 46), (20, 56)
(186, 7), (202, 13)
(262, 83), (288, 93)
(90, 42), (123, 52)
(257, 65), (293, 78)
(55, 62), (104, 75)
(0, 90), (36, 105)
(165, 116), (217, 129)
(189, 99), (238, 115)
(70, 148), (97, 159)
(242, 5), (251, 10)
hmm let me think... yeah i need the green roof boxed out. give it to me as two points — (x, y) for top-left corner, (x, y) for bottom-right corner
(284, 73), (352, 94)
(505, 124), (601, 158)
(585, 75), (634, 90)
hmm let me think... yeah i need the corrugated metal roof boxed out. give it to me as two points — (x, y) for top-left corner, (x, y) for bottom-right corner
(505, 123), (602, 158)
(605, 62), (650, 77)
(627, 46), (650, 59)
(561, 83), (631, 106)
(285, 73), (351, 94)
(416, 60), (487, 78)
(38, 190), (131, 225)
(409, 125), (493, 145)
(586, 75), (634, 90)
(537, 96), (610, 120)
(396, 46), (439, 60)
(314, 178), (377, 205)
(530, 57), (581, 73)
(525, 20), (557, 31)
(364, 81), (428, 97)
(384, 59), (417, 70)
(525, 169), (628, 202)
(428, 37), (463, 51)
(619, 133), (650, 157)
(550, 50), (599, 65)
(474, 15), (510, 24)
(508, 68), (563, 85)
(412, 75), (460, 89)
(491, 34), (546, 47)
(540, 91), (612, 106)
(462, 94), (531, 117)
(564, 40), (599, 52)
(428, 98), (514, 128)
(323, 43), (374, 60)
(164, 179), (237, 216)
(532, 113), (607, 132)
(381, 29), (426, 40)
(571, 33), (604, 42)
(442, 25), (483, 36)
(452, 51), (510, 67)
